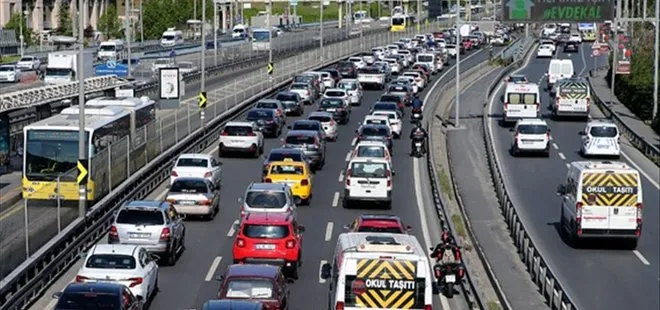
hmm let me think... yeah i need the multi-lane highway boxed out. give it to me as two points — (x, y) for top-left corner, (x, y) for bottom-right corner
(0, 24), (380, 280)
(488, 42), (660, 310)
(26, 42), (499, 310)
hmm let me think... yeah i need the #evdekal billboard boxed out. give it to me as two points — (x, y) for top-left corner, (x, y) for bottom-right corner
(502, 0), (614, 23)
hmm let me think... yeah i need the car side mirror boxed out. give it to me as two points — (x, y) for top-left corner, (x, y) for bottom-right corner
(215, 275), (225, 282)
(286, 125), (292, 129)
(578, 131), (585, 135)
(556, 184), (566, 195)
(179, 213), (186, 220)
(52, 292), (63, 299)
(78, 251), (87, 259)
(320, 263), (332, 279)
(298, 225), (306, 232)
(136, 295), (144, 302)
(405, 225), (412, 232)
(509, 128), (515, 132)
(150, 254), (160, 262)
(237, 197), (244, 204)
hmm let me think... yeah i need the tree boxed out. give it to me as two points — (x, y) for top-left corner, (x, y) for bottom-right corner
(57, 1), (73, 36)
(4, 13), (32, 47)
(98, 3), (123, 39)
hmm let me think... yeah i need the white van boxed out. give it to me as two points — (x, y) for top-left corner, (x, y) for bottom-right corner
(343, 157), (393, 208)
(97, 40), (125, 61)
(416, 53), (437, 74)
(547, 59), (574, 89)
(552, 77), (591, 119)
(232, 24), (249, 39)
(557, 161), (643, 249)
(503, 82), (541, 123)
(160, 28), (184, 47)
(320, 232), (437, 310)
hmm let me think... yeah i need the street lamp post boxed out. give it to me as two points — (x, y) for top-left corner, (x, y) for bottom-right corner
(320, 0), (324, 60)
(125, 0), (132, 78)
(77, 0), (87, 218)
(454, 1), (461, 127)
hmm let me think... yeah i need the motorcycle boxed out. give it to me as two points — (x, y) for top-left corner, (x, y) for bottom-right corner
(433, 262), (462, 298)
(411, 140), (425, 157)
(411, 109), (423, 123)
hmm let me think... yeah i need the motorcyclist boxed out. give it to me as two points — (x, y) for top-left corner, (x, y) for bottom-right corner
(430, 230), (464, 280)
(409, 122), (428, 155)
(411, 94), (424, 111)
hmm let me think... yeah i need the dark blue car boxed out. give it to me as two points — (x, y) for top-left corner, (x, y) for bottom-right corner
(53, 282), (142, 310)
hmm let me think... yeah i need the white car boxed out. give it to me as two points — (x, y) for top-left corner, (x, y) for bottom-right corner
(166, 177), (220, 218)
(348, 56), (367, 69)
(337, 79), (363, 105)
(435, 38), (447, 48)
(491, 35), (505, 46)
(371, 110), (402, 138)
(362, 114), (391, 129)
(152, 58), (175, 73)
(170, 153), (223, 186)
(537, 45), (554, 58)
(16, 55), (41, 70)
(371, 47), (386, 60)
(580, 121), (620, 158)
(540, 39), (556, 52)
(510, 119), (551, 157)
(289, 82), (313, 104)
(177, 61), (198, 74)
(317, 71), (335, 89)
(542, 23), (557, 36)
(75, 244), (158, 301)
(351, 140), (392, 168)
(445, 44), (458, 57)
(343, 157), (393, 208)
(569, 33), (582, 44)
(0, 65), (24, 83)
(323, 88), (349, 102)
(218, 121), (264, 158)
(384, 58), (401, 74)
(397, 49), (414, 64)
(396, 76), (419, 94)
(308, 111), (339, 141)
(402, 70), (425, 89)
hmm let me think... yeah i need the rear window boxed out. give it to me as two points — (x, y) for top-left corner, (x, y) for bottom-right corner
(320, 98), (343, 107)
(374, 112), (396, 120)
(357, 146), (385, 158)
(325, 91), (346, 97)
(85, 254), (136, 269)
(270, 164), (304, 175)
(256, 101), (279, 109)
(224, 125), (253, 136)
(56, 292), (120, 309)
(116, 209), (164, 225)
(337, 82), (357, 91)
(225, 279), (274, 299)
(290, 84), (306, 90)
(374, 103), (397, 111)
(590, 126), (618, 137)
(243, 224), (290, 239)
(247, 110), (273, 120)
(245, 191), (286, 209)
(358, 68), (381, 74)
(309, 115), (333, 123)
(170, 179), (208, 193)
(337, 62), (354, 69)
(293, 76), (312, 83)
(350, 162), (388, 178)
(360, 126), (389, 136)
(365, 118), (387, 125)
(176, 158), (208, 168)
(380, 95), (401, 102)
(275, 93), (298, 101)
(418, 55), (434, 62)
(507, 93), (537, 105)
(268, 151), (303, 162)
(292, 122), (320, 131)
(357, 226), (402, 234)
(285, 135), (316, 145)
(518, 124), (548, 134)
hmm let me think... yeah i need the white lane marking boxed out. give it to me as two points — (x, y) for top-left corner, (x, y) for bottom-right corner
(620, 151), (660, 189)
(46, 298), (58, 310)
(552, 143), (559, 150)
(331, 192), (339, 207)
(227, 220), (239, 237)
(351, 137), (357, 146)
(578, 43), (588, 76)
(565, 163), (570, 168)
(205, 256), (223, 282)
(345, 151), (352, 162)
(558, 152), (566, 160)
(319, 260), (328, 283)
(338, 170), (344, 182)
(325, 222), (334, 241)
(633, 250), (651, 266)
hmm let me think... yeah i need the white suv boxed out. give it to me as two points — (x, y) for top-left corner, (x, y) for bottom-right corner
(510, 119), (551, 157)
(343, 157), (393, 209)
(218, 121), (264, 158)
(580, 120), (620, 158)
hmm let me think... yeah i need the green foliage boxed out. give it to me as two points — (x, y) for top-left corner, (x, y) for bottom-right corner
(98, 3), (123, 39)
(142, 0), (196, 39)
(4, 13), (33, 47)
(57, 1), (73, 36)
(653, 113), (660, 135)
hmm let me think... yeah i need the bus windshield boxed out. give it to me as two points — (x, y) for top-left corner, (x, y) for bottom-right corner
(392, 17), (405, 26)
(25, 129), (90, 181)
(99, 45), (116, 52)
(253, 31), (271, 42)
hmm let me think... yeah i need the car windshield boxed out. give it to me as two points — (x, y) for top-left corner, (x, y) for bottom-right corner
(350, 162), (388, 178)
(268, 151), (303, 162)
(290, 84), (307, 90)
(256, 101), (279, 109)
(85, 254), (136, 269)
(358, 67), (381, 74)
(357, 226), (402, 233)
(320, 98), (343, 107)
(176, 157), (208, 168)
(246, 110), (273, 120)
(285, 134), (316, 145)
(0, 66), (14, 72)
(276, 93), (298, 101)
(325, 91), (346, 97)
(245, 191), (286, 209)
(337, 82), (357, 91)
(225, 279), (274, 299)
(518, 124), (547, 134)
(170, 179), (208, 193)
(374, 103), (397, 111)
(590, 126), (618, 137)
(380, 95), (400, 103)
(357, 146), (385, 158)
(224, 126), (253, 136)
(116, 209), (164, 225)
(360, 126), (389, 136)
(56, 292), (120, 309)
(270, 164), (304, 175)
(309, 115), (332, 123)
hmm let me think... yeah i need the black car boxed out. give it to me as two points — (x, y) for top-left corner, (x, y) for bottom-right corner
(321, 68), (342, 84)
(336, 61), (357, 78)
(275, 91), (304, 116)
(246, 108), (282, 138)
(379, 94), (406, 113)
(53, 283), (142, 310)
(564, 42), (579, 53)
(356, 124), (393, 151)
(288, 119), (327, 141)
(318, 97), (351, 124)
(262, 148), (309, 176)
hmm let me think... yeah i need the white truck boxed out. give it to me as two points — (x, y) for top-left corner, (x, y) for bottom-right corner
(44, 51), (94, 84)
(97, 40), (126, 62)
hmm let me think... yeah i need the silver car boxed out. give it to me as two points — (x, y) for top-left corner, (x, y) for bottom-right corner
(166, 177), (220, 220)
(239, 182), (297, 218)
(108, 200), (186, 266)
(282, 129), (326, 169)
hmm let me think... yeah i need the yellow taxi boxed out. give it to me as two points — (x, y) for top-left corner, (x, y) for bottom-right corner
(263, 158), (313, 205)
(581, 31), (597, 42)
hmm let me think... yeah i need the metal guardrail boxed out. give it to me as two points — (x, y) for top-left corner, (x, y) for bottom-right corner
(0, 23), (423, 310)
(587, 67), (660, 166)
(481, 41), (579, 310)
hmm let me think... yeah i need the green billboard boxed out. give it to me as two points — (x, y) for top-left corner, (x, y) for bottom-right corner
(502, 0), (614, 23)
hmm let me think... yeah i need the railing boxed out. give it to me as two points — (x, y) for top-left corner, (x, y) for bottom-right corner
(0, 22), (434, 310)
(481, 40), (579, 310)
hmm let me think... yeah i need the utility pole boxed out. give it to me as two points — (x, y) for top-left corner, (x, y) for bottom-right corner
(201, 0), (207, 128)
(77, 0), (86, 218)
(454, 0), (461, 127)
(610, 0), (621, 103)
(140, 2), (144, 44)
(417, 0), (421, 31)
(125, 0), (132, 78)
(214, 0), (218, 64)
(320, 0), (324, 60)
(194, 0), (197, 20)
(654, 0), (659, 118)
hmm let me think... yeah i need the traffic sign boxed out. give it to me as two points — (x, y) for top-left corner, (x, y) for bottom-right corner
(77, 159), (88, 185)
(592, 49), (600, 57)
(199, 91), (207, 109)
(169, 49), (176, 58)
(267, 62), (274, 75)
(591, 42), (600, 50)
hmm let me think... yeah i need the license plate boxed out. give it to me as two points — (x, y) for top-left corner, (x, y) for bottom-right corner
(326, 108), (336, 112)
(179, 200), (196, 205)
(597, 145), (609, 149)
(129, 233), (150, 239)
(445, 275), (456, 283)
(522, 141), (533, 144)
(255, 244), (276, 250)
(415, 142), (422, 147)
(231, 140), (243, 143)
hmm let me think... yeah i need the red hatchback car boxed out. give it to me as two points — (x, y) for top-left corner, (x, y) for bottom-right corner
(343, 214), (412, 234)
(216, 264), (289, 310)
(232, 212), (305, 279)
(462, 38), (473, 50)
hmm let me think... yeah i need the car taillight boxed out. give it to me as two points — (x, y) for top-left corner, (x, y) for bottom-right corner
(199, 199), (212, 205)
(247, 132), (256, 136)
(264, 178), (272, 183)
(128, 277), (143, 288)
(536, 103), (540, 112)
(75, 275), (89, 282)
(306, 90), (310, 96)
(221, 131), (229, 136)
(636, 203), (643, 236)
(160, 227), (171, 241)
(301, 179), (309, 186)
(240, 205), (246, 216)
(345, 169), (352, 186)
(109, 225), (118, 238)
(503, 102), (509, 111)
(586, 97), (591, 110)
(424, 305), (433, 310)
(171, 170), (178, 177)
(286, 240), (296, 248)
(236, 238), (245, 247)
(204, 172), (212, 178)
(336, 302), (345, 310)
(575, 202), (583, 235)
(167, 198), (177, 204)
(546, 131), (551, 140)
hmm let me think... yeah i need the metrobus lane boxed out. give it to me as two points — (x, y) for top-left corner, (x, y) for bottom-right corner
(27, 46), (494, 310)
(0, 27), (354, 280)
(488, 42), (660, 310)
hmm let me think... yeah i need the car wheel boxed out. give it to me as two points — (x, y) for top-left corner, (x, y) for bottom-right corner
(166, 246), (177, 266)
(218, 146), (225, 158)
(289, 264), (299, 280)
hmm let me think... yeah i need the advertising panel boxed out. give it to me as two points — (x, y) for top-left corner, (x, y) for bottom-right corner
(502, 0), (613, 23)
(616, 34), (632, 75)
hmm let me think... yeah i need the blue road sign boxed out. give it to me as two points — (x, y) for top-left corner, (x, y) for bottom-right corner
(169, 49), (176, 58)
(95, 60), (129, 77)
